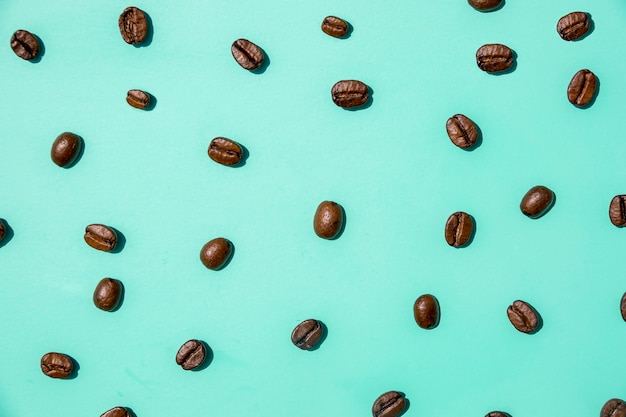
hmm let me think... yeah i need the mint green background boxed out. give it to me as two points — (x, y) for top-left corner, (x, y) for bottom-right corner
(1, 0), (626, 416)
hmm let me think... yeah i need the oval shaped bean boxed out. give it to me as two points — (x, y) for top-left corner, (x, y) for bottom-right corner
(313, 201), (344, 239)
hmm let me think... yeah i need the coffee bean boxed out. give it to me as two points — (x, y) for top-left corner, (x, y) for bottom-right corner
(331, 80), (369, 108)
(208, 137), (243, 166)
(176, 339), (206, 370)
(314, 201), (344, 239)
(476, 44), (513, 73)
(291, 319), (323, 350)
(200, 238), (232, 270)
(372, 391), (405, 417)
(609, 195), (626, 227)
(231, 39), (264, 70)
(621, 293), (626, 322)
(520, 185), (554, 219)
(444, 211), (473, 247)
(51, 132), (82, 167)
(557, 12), (590, 41)
(118, 7), (148, 45)
(446, 114), (478, 149)
(567, 69), (596, 107)
(101, 407), (131, 417)
(40, 352), (73, 378)
(507, 300), (539, 333)
(93, 278), (123, 311)
(84, 224), (118, 252)
(0, 219), (6, 242)
(468, 0), (502, 11)
(321, 16), (348, 38)
(10, 30), (39, 60)
(126, 89), (150, 109)
(485, 412), (511, 417)
(413, 294), (440, 329)
(601, 399), (626, 417)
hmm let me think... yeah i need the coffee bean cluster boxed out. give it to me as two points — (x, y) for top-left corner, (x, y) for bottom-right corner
(3, 2), (625, 417)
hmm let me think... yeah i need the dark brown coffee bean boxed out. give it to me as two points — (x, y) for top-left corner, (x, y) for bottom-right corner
(476, 44), (513, 73)
(468, 0), (502, 11)
(446, 114), (478, 149)
(176, 339), (206, 370)
(567, 69), (596, 107)
(520, 185), (554, 218)
(507, 300), (539, 333)
(557, 12), (590, 41)
(601, 399), (626, 417)
(10, 30), (39, 60)
(208, 137), (242, 166)
(200, 237), (232, 270)
(93, 278), (123, 311)
(291, 319), (323, 350)
(101, 407), (131, 417)
(51, 132), (82, 167)
(126, 89), (150, 109)
(118, 7), (148, 45)
(331, 80), (369, 108)
(485, 412), (511, 417)
(40, 352), (73, 378)
(314, 201), (344, 239)
(372, 391), (405, 417)
(609, 195), (626, 227)
(231, 39), (264, 70)
(84, 224), (118, 252)
(0, 219), (6, 242)
(322, 16), (348, 38)
(413, 294), (440, 329)
(621, 293), (626, 322)
(444, 211), (473, 247)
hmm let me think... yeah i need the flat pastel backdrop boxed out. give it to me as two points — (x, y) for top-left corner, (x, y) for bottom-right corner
(1, 0), (625, 416)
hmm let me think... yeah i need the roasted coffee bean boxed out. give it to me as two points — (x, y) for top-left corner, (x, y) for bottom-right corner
(291, 319), (323, 350)
(176, 339), (206, 370)
(231, 39), (264, 70)
(601, 399), (626, 417)
(468, 0), (502, 11)
(126, 89), (150, 109)
(0, 219), (6, 242)
(40, 352), (73, 378)
(93, 278), (123, 311)
(51, 132), (82, 167)
(444, 211), (473, 247)
(331, 80), (369, 108)
(84, 224), (118, 252)
(446, 114), (478, 149)
(413, 294), (440, 329)
(10, 30), (39, 60)
(101, 407), (131, 417)
(200, 237), (232, 270)
(322, 16), (348, 38)
(372, 391), (405, 417)
(208, 137), (242, 166)
(520, 185), (554, 218)
(609, 195), (626, 227)
(314, 201), (344, 239)
(118, 7), (148, 44)
(567, 69), (596, 107)
(557, 12), (590, 41)
(485, 412), (511, 417)
(621, 293), (626, 322)
(476, 44), (513, 73)
(507, 300), (539, 333)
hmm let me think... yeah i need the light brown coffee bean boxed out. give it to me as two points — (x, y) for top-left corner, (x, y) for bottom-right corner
(314, 201), (344, 239)
(557, 12), (590, 41)
(208, 137), (243, 166)
(476, 44), (513, 73)
(84, 224), (118, 252)
(444, 211), (473, 247)
(520, 186), (554, 219)
(51, 132), (82, 167)
(446, 114), (478, 149)
(40, 352), (73, 378)
(200, 238), (232, 270)
(372, 391), (406, 417)
(231, 39), (264, 70)
(118, 7), (148, 45)
(321, 16), (348, 38)
(126, 89), (150, 109)
(331, 80), (369, 108)
(567, 69), (597, 107)
(507, 300), (539, 333)
(93, 278), (123, 311)
(413, 294), (440, 329)
(10, 30), (39, 60)
(609, 195), (626, 227)
(468, 0), (502, 11)
(291, 319), (324, 350)
(100, 407), (131, 417)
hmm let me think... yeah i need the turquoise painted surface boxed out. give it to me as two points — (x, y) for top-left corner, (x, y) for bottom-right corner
(1, 0), (626, 415)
